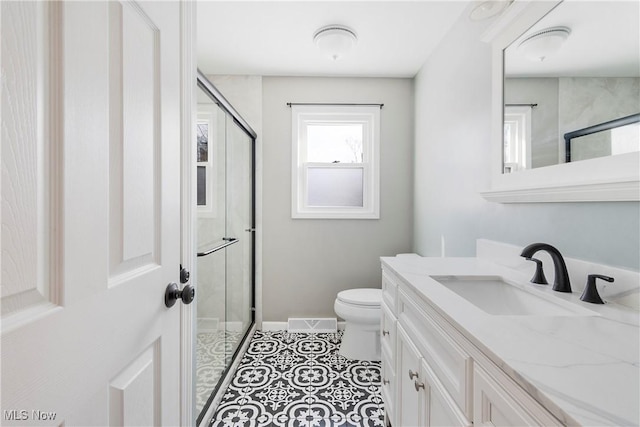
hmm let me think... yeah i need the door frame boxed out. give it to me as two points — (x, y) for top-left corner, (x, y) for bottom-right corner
(180, 1), (197, 425)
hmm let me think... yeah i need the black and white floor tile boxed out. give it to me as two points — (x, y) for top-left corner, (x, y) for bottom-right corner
(209, 331), (385, 426)
(197, 330), (243, 412)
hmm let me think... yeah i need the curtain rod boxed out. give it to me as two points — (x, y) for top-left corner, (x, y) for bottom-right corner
(505, 103), (538, 108)
(287, 102), (384, 109)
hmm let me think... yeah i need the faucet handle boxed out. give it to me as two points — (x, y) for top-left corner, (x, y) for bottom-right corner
(580, 274), (614, 304)
(526, 257), (548, 285)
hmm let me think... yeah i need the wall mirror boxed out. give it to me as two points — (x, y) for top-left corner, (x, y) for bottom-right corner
(482, 0), (640, 202)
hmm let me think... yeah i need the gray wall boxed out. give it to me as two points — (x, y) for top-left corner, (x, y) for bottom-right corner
(414, 7), (640, 271)
(262, 77), (414, 321)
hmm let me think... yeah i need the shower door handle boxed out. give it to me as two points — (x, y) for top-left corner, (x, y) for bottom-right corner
(197, 238), (239, 257)
(164, 283), (195, 308)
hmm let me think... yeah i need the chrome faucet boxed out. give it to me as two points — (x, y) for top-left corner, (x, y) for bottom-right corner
(520, 243), (572, 293)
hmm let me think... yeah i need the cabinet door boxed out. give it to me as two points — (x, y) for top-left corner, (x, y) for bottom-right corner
(397, 325), (424, 427)
(421, 359), (472, 427)
(381, 352), (396, 426)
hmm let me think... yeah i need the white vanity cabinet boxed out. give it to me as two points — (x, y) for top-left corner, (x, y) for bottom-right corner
(381, 266), (562, 427)
(381, 269), (399, 426)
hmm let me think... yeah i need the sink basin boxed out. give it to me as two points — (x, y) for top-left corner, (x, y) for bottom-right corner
(609, 289), (640, 310)
(431, 276), (595, 316)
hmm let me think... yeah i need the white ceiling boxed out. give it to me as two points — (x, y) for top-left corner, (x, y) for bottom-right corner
(505, 1), (640, 78)
(197, 1), (471, 78)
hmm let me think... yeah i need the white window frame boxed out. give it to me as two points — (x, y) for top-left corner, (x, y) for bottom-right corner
(291, 105), (380, 219)
(197, 109), (217, 217)
(503, 106), (532, 173)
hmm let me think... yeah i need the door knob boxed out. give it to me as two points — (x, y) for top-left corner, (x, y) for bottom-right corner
(165, 282), (195, 308)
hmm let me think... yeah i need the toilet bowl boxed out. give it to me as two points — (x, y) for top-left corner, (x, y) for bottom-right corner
(334, 288), (382, 361)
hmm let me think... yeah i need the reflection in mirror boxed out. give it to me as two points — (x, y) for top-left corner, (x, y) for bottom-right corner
(503, 1), (640, 174)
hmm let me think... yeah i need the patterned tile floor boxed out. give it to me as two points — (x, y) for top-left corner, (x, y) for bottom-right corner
(197, 330), (243, 412)
(209, 331), (385, 426)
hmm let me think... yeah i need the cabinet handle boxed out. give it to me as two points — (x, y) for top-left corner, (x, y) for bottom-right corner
(382, 330), (390, 336)
(414, 380), (425, 392)
(408, 369), (419, 380)
(383, 378), (390, 385)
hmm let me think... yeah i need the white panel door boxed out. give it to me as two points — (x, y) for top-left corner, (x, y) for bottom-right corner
(1, 1), (186, 425)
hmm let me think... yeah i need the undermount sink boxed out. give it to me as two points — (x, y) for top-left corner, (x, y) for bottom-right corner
(431, 276), (596, 316)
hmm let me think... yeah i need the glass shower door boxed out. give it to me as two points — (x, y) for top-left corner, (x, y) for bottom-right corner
(194, 74), (256, 423)
(224, 116), (254, 362)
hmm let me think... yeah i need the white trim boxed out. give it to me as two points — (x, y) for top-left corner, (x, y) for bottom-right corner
(262, 321), (346, 332)
(287, 317), (337, 333)
(480, 179), (640, 203)
(503, 106), (532, 173)
(196, 109), (217, 217)
(291, 105), (380, 219)
(179, 0), (196, 425)
(482, 0), (640, 203)
(261, 321), (288, 331)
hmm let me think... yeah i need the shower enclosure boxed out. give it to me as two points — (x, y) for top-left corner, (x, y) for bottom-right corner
(194, 72), (256, 422)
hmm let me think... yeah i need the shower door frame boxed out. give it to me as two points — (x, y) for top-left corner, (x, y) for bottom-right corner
(195, 70), (257, 424)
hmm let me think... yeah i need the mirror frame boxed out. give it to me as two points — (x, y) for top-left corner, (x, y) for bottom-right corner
(481, 0), (640, 203)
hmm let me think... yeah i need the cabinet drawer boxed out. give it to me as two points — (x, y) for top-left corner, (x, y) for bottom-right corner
(473, 364), (561, 427)
(399, 289), (472, 419)
(381, 269), (398, 313)
(381, 302), (396, 361)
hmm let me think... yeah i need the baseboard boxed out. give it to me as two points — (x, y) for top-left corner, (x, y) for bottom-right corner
(262, 321), (346, 331)
(261, 321), (287, 331)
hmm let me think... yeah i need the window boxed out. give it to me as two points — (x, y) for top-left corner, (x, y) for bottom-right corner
(291, 105), (380, 219)
(197, 110), (217, 217)
(503, 106), (532, 173)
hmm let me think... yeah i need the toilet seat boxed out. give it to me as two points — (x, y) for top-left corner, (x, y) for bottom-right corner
(336, 288), (381, 307)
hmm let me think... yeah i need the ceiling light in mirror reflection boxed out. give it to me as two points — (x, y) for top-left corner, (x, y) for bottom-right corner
(517, 26), (570, 62)
(502, 1), (639, 174)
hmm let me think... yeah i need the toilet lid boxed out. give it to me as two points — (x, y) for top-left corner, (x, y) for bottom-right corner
(337, 288), (382, 307)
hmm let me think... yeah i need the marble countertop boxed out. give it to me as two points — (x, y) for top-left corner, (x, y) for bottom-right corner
(381, 256), (640, 427)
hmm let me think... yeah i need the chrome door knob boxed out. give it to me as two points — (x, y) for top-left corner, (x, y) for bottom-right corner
(408, 369), (419, 380)
(165, 283), (195, 308)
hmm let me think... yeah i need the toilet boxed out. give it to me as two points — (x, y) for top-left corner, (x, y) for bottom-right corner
(334, 288), (382, 361)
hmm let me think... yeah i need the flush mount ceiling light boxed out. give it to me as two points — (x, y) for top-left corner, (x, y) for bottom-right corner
(313, 25), (357, 61)
(469, 0), (513, 21)
(518, 26), (571, 62)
